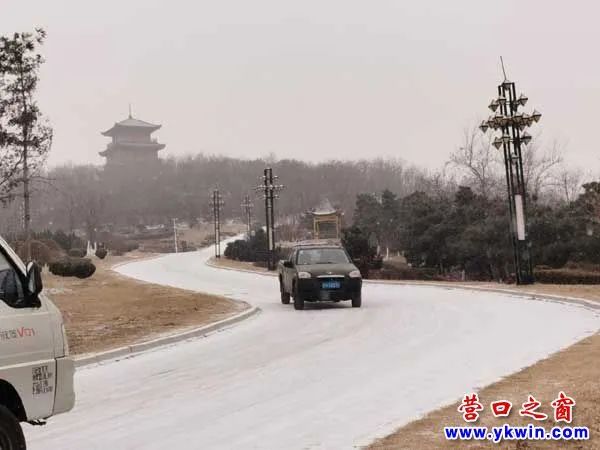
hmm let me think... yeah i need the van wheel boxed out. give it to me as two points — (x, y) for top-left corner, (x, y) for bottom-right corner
(280, 279), (290, 304)
(351, 292), (362, 308)
(0, 405), (26, 450)
(293, 282), (305, 310)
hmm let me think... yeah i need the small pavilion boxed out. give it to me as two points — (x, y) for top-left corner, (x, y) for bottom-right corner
(309, 199), (343, 240)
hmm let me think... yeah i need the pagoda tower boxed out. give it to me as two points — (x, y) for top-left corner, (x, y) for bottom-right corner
(100, 112), (165, 167)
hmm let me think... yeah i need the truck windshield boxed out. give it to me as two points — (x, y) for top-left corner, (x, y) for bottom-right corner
(296, 248), (349, 265)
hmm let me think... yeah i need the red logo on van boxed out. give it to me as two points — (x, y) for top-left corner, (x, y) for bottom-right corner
(17, 327), (35, 337)
(0, 327), (36, 341)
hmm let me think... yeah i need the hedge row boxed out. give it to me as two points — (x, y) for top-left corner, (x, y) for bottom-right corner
(110, 240), (139, 256)
(224, 234), (285, 263)
(534, 268), (600, 284)
(368, 265), (442, 281)
(12, 240), (64, 266)
(49, 258), (96, 279)
(68, 248), (87, 258)
(368, 266), (600, 283)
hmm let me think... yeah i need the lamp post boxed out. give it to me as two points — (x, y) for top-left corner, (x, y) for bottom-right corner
(480, 78), (541, 284)
(254, 168), (284, 270)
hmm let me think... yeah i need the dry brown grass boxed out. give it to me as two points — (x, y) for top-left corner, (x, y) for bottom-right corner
(44, 252), (248, 355)
(136, 222), (246, 253)
(178, 222), (245, 247)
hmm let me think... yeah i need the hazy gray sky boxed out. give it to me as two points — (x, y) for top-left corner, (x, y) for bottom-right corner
(1, 1), (598, 171)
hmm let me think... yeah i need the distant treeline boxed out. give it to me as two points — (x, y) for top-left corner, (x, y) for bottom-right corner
(0, 155), (442, 235)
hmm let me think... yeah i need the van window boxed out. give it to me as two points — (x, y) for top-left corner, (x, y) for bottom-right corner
(0, 251), (26, 308)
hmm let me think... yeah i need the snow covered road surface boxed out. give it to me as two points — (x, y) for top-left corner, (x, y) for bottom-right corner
(26, 246), (600, 449)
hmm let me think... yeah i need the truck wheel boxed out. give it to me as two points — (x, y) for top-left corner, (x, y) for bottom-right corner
(351, 292), (362, 308)
(0, 405), (26, 450)
(280, 279), (290, 304)
(293, 283), (305, 310)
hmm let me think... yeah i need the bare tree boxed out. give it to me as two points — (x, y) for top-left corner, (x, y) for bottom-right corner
(58, 165), (105, 240)
(551, 165), (585, 203)
(447, 126), (502, 198)
(424, 167), (456, 200)
(521, 138), (563, 201)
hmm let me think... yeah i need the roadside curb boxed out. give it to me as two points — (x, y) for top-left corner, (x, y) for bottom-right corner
(74, 306), (261, 368)
(362, 279), (600, 311)
(205, 258), (277, 277)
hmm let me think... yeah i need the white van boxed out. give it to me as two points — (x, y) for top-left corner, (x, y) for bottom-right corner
(0, 236), (75, 449)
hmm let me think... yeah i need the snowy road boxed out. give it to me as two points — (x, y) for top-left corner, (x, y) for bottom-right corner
(27, 245), (600, 449)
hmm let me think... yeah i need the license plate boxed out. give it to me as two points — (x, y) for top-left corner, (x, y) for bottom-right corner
(321, 280), (341, 289)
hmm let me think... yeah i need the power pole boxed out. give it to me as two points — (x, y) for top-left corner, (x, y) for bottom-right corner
(254, 168), (284, 270)
(210, 189), (225, 258)
(241, 194), (254, 237)
(172, 218), (179, 253)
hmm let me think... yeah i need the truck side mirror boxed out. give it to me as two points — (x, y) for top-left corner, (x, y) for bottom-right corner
(26, 261), (43, 298)
(283, 260), (294, 269)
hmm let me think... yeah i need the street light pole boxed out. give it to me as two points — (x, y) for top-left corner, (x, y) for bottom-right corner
(480, 76), (541, 284)
(210, 189), (225, 258)
(254, 167), (284, 270)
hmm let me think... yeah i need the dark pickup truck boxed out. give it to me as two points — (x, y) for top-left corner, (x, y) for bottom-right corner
(278, 243), (362, 310)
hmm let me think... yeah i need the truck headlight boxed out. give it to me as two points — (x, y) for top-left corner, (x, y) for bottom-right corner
(348, 270), (362, 278)
(298, 271), (312, 279)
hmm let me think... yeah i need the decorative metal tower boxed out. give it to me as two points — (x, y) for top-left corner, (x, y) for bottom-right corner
(479, 73), (542, 285)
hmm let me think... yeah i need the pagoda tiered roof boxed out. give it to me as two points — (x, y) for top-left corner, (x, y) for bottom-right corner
(101, 116), (162, 136)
